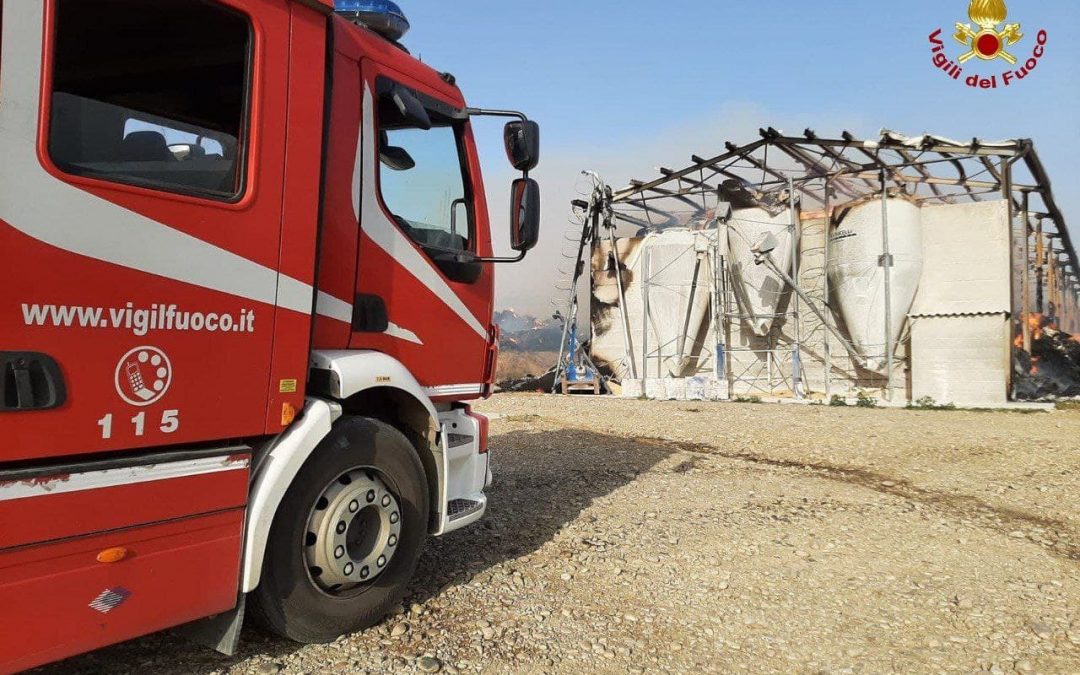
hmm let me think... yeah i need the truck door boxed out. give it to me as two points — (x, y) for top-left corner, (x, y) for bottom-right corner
(350, 61), (496, 396)
(0, 0), (296, 462)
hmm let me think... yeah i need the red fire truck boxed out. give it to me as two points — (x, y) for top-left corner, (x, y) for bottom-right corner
(0, 0), (540, 670)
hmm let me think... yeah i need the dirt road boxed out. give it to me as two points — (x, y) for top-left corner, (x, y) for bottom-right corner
(41, 395), (1080, 674)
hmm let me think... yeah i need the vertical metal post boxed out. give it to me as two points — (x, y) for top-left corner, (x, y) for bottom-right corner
(720, 225), (735, 397)
(822, 176), (833, 398)
(1062, 263), (1071, 326)
(788, 177), (803, 399)
(710, 228), (722, 381)
(767, 350), (775, 394)
(641, 247), (651, 391)
(1021, 192), (1032, 354)
(1066, 279), (1072, 331)
(1003, 157), (1016, 400)
(880, 169), (894, 402)
(1049, 256), (1057, 320)
(1070, 279), (1078, 332)
(1035, 218), (1045, 315)
(1047, 250), (1057, 321)
(1068, 276), (1073, 330)
(1071, 281), (1075, 332)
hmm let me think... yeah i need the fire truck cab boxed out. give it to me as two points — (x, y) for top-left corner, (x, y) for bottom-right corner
(0, 0), (540, 670)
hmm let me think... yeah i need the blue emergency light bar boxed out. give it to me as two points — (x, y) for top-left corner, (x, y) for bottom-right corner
(334, 0), (410, 42)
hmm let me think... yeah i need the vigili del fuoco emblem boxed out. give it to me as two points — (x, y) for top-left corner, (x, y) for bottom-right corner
(954, 0), (1022, 64)
(928, 0), (1047, 89)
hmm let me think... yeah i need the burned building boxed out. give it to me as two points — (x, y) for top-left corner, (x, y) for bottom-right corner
(574, 130), (1080, 407)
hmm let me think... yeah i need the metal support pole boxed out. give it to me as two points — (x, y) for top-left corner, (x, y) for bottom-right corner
(788, 177), (803, 399)
(1035, 218), (1045, 315)
(641, 247), (651, 390)
(710, 228), (723, 382)
(720, 228), (734, 396)
(1069, 280), (1079, 332)
(823, 176), (833, 398)
(1047, 251), (1057, 321)
(1021, 192), (1032, 354)
(880, 169), (894, 402)
(768, 350), (775, 394)
(1003, 157), (1016, 400)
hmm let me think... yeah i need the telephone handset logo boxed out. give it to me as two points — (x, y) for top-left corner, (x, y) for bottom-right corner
(115, 347), (173, 407)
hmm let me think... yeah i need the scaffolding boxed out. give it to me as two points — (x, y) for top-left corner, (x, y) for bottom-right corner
(589, 128), (1080, 402)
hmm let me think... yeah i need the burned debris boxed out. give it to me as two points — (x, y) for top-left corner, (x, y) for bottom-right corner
(1014, 315), (1080, 399)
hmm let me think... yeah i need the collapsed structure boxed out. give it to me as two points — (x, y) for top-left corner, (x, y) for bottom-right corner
(567, 129), (1080, 407)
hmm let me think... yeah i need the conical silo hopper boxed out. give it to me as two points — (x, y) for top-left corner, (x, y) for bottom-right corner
(727, 206), (796, 337)
(828, 197), (923, 372)
(640, 230), (713, 377)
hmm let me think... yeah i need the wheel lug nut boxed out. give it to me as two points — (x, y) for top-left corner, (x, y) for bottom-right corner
(343, 563), (354, 575)
(377, 555), (386, 567)
(390, 512), (399, 524)
(336, 521), (347, 534)
(349, 500), (359, 513)
(366, 490), (376, 503)
(381, 495), (391, 507)
(388, 534), (398, 546)
(334, 545), (345, 559)
(360, 566), (370, 579)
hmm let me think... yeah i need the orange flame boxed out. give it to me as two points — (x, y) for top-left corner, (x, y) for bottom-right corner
(1017, 313), (1079, 378)
(1029, 313), (1048, 339)
(1015, 313), (1052, 350)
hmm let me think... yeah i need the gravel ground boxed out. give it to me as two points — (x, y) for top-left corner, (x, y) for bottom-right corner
(41, 395), (1080, 674)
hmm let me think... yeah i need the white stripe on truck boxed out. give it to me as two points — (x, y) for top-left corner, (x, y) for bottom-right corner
(0, 456), (250, 502)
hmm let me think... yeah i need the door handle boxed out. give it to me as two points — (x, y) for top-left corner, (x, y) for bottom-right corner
(1, 352), (66, 412)
(12, 359), (34, 408)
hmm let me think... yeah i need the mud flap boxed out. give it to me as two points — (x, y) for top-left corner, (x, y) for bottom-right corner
(175, 594), (247, 656)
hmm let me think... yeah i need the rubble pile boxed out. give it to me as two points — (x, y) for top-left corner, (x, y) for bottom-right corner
(1015, 326), (1080, 400)
(497, 366), (559, 393)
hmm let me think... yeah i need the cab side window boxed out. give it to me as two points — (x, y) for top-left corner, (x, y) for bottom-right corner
(376, 84), (473, 255)
(48, 0), (251, 201)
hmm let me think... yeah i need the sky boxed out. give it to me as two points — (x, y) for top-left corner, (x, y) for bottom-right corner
(402, 0), (1080, 316)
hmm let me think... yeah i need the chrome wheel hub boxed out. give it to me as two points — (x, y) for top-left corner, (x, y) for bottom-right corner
(305, 468), (402, 591)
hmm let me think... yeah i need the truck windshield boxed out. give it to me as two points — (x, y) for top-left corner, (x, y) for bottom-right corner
(377, 94), (472, 254)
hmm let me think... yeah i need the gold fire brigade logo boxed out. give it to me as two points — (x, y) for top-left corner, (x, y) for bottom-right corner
(954, 0), (1022, 64)
(928, 2), (1047, 89)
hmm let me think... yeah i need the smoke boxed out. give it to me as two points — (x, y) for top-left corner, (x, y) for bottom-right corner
(487, 102), (869, 316)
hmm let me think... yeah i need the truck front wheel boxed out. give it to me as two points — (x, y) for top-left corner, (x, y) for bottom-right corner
(251, 416), (430, 643)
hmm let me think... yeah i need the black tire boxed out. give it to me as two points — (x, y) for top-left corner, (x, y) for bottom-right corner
(251, 416), (429, 643)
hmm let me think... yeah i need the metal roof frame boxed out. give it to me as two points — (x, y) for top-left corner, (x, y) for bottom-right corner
(607, 129), (1080, 305)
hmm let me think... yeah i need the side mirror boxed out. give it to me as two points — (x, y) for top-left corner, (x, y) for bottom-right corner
(379, 132), (416, 171)
(511, 178), (541, 252)
(504, 120), (540, 173)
